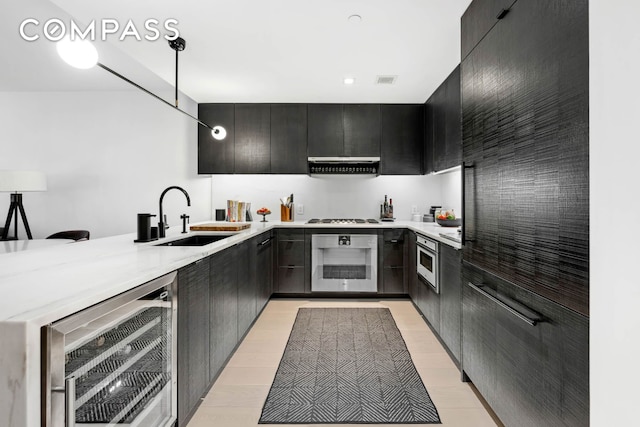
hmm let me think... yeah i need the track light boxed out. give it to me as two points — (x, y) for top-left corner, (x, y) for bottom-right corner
(57, 36), (226, 140)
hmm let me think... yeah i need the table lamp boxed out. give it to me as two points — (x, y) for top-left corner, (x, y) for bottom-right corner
(0, 171), (47, 240)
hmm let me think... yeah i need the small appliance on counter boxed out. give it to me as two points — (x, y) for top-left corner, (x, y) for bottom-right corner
(134, 213), (157, 242)
(424, 205), (441, 222)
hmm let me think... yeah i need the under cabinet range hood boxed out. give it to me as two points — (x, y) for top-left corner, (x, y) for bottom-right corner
(308, 157), (380, 175)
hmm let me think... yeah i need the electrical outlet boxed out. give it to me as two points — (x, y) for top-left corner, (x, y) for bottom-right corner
(296, 204), (304, 215)
(411, 205), (418, 214)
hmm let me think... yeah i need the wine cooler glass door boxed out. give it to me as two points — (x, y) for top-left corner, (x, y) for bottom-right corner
(43, 272), (177, 427)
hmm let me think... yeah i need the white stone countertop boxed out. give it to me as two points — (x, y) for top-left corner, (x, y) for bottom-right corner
(0, 219), (460, 426)
(0, 220), (460, 326)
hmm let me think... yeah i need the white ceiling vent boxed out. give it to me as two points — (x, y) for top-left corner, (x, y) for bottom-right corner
(376, 75), (397, 85)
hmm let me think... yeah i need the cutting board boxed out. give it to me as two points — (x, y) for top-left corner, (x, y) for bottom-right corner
(190, 223), (251, 232)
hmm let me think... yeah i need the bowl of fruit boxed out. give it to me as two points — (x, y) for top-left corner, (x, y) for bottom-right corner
(256, 207), (271, 222)
(436, 210), (461, 227)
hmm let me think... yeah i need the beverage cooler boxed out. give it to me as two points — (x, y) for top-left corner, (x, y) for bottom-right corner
(41, 272), (177, 427)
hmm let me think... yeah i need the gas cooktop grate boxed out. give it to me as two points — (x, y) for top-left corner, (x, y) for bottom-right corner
(307, 218), (379, 224)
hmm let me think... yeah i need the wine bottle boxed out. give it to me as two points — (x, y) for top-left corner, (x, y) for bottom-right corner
(389, 198), (394, 217)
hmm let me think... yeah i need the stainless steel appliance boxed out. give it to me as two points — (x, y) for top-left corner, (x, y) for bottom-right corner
(307, 218), (379, 224)
(417, 234), (439, 293)
(308, 157), (380, 175)
(311, 233), (378, 292)
(42, 272), (177, 427)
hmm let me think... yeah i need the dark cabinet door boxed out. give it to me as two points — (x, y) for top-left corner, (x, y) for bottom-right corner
(236, 240), (255, 339)
(254, 232), (274, 313)
(462, 262), (589, 427)
(198, 104), (235, 174)
(381, 229), (406, 294)
(270, 104), (308, 173)
(462, 0), (589, 315)
(308, 104), (343, 157)
(443, 66), (462, 170)
(209, 246), (238, 379)
(380, 105), (423, 174)
(177, 259), (210, 426)
(423, 102), (434, 174)
(234, 104), (270, 173)
(343, 104), (380, 157)
(417, 277), (440, 333)
(461, 0), (517, 59)
(430, 66), (462, 173)
(439, 244), (462, 363)
(408, 231), (417, 301)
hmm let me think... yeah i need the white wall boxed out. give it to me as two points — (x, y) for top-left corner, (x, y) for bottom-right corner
(590, 1), (640, 425)
(211, 174), (444, 221)
(439, 169), (462, 216)
(0, 91), (211, 239)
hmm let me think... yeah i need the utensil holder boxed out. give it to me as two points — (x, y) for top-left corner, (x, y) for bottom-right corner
(280, 205), (293, 222)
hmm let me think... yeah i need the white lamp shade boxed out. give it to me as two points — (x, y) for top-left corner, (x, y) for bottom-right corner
(56, 36), (98, 69)
(0, 171), (47, 192)
(211, 125), (227, 140)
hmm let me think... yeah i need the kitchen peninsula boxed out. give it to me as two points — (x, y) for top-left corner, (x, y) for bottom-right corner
(0, 220), (458, 426)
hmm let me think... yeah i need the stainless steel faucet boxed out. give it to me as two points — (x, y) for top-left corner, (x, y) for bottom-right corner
(158, 186), (191, 238)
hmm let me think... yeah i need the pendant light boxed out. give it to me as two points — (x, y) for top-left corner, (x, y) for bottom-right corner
(57, 35), (226, 140)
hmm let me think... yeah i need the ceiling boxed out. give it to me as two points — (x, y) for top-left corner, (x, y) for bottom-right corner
(4, 0), (472, 104)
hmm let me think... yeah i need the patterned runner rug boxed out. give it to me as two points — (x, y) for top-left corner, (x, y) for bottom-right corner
(259, 308), (441, 424)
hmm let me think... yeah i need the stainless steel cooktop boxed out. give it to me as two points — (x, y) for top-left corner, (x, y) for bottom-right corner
(306, 218), (380, 224)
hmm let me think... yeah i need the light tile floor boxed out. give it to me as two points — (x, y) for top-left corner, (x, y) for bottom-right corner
(188, 299), (501, 427)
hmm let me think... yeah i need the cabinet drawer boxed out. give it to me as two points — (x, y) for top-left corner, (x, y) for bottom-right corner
(277, 267), (306, 293)
(278, 241), (305, 266)
(382, 267), (405, 294)
(383, 242), (404, 267)
(277, 229), (305, 241)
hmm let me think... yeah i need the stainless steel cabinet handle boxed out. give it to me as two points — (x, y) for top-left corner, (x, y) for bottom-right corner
(258, 237), (272, 246)
(52, 377), (76, 427)
(65, 377), (76, 427)
(467, 282), (543, 326)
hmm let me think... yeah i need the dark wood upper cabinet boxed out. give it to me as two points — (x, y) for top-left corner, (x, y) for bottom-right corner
(270, 104), (307, 174)
(423, 102), (434, 174)
(198, 104), (234, 174)
(381, 105), (423, 175)
(343, 104), (381, 157)
(234, 104), (270, 174)
(461, 0), (518, 60)
(308, 104), (343, 157)
(428, 65), (462, 173)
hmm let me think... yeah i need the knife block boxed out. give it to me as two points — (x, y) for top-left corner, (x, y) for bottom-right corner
(280, 205), (293, 222)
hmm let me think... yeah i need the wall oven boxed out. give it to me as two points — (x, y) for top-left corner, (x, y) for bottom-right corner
(417, 234), (439, 293)
(42, 272), (177, 427)
(311, 234), (378, 292)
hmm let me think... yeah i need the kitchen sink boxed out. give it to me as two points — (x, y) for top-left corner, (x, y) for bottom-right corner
(155, 234), (232, 246)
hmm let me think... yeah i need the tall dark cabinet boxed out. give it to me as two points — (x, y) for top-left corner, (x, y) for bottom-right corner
(460, 0), (589, 426)
(462, 0), (589, 315)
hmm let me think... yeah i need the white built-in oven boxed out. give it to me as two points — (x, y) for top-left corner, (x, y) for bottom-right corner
(417, 234), (439, 293)
(311, 234), (378, 292)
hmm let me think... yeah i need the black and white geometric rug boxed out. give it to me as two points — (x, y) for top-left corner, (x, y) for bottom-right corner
(259, 308), (441, 424)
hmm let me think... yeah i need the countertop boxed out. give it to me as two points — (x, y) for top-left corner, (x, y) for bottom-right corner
(0, 219), (460, 426)
(0, 220), (460, 325)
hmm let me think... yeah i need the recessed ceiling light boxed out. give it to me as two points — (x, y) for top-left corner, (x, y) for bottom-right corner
(344, 77), (356, 85)
(348, 14), (362, 23)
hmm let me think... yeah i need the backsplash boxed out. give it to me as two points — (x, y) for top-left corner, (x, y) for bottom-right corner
(211, 174), (448, 221)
